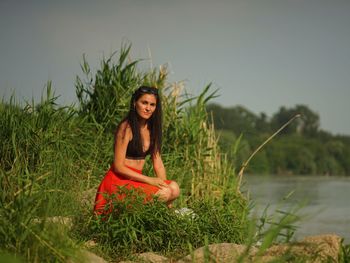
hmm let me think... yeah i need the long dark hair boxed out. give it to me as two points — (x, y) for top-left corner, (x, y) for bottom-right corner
(121, 86), (162, 156)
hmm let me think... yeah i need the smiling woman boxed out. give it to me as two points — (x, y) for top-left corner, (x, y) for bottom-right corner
(94, 86), (180, 215)
(135, 93), (157, 120)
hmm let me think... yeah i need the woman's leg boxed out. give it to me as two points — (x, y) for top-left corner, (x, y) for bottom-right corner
(95, 169), (181, 211)
(168, 181), (180, 201)
(155, 181), (180, 207)
(154, 186), (172, 202)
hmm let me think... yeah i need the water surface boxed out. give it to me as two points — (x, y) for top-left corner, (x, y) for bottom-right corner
(243, 175), (350, 243)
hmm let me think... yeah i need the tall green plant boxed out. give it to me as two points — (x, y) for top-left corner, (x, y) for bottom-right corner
(71, 45), (250, 259)
(0, 44), (251, 262)
(0, 83), (108, 261)
(75, 44), (141, 131)
(82, 189), (246, 260)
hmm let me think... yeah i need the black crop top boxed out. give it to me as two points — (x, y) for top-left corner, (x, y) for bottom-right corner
(126, 138), (151, 160)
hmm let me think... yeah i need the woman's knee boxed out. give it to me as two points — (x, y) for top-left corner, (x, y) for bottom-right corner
(155, 181), (180, 202)
(155, 187), (172, 201)
(169, 181), (180, 199)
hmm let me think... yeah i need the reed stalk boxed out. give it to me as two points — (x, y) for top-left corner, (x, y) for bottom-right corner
(236, 114), (301, 193)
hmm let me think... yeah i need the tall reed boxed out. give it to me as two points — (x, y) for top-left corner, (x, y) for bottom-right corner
(0, 85), (87, 262)
(0, 44), (250, 261)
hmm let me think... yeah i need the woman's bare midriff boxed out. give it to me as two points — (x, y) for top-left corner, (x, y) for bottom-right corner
(125, 158), (146, 171)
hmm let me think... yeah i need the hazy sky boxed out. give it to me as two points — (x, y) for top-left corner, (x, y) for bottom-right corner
(1, 0), (350, 135)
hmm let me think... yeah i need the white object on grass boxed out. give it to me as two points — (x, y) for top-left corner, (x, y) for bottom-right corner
(174, 207), (197, 219)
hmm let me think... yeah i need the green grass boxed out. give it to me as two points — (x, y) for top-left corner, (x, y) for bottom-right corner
(1, 44), (340, 262)
(72, 188), (247, 261)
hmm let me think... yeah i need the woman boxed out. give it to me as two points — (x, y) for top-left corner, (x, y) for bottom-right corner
(94, 86), (180, 214)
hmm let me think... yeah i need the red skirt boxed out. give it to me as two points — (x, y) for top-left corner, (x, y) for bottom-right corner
(94, 165), (172, 214)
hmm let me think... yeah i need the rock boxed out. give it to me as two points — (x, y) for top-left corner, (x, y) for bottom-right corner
(301, 234), (342, 262)
(118, 252), (169, 263)
(178, 243), (257, 263)
(136, 252), (169, 263)
(68, 250), (107, 263)
(257, 234), (342, 262)
(117, 234), (343, 263)
(81, 250), (107, 263)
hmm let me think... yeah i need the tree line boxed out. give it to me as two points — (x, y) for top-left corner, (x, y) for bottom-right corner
(207, 103), (350, 176)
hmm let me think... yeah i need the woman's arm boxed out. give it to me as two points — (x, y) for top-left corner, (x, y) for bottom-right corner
(152, 151), (167, 180)
(113, 122), (167, 187)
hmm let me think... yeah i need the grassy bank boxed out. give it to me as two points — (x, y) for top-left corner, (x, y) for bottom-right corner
(0, 45), (249, 262)
(2, 45), (348, 262)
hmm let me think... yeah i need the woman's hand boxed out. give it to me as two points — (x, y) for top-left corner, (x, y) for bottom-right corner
(148, 177), (168, 188)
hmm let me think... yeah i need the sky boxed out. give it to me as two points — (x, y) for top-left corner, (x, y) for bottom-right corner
(1, 0), (350, 135)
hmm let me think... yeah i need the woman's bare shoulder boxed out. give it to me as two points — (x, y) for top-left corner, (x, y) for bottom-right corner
(116, 120), (132, 140)
(118, 120), (131, 130)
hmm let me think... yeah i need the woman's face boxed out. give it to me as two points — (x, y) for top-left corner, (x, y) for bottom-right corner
(134, 93), (157, 120)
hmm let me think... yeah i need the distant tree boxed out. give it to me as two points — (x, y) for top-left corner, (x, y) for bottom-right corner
(316, 130), (333, 141)
(271, 105), (320, 136)
(326, 140), (344, 159)
(216, 129), (251, 171)
(330, 136), (350, 175)
(286, 146), (317, 175)
(265, 140), (288, 174)
(216, 129), (237, 160)
(249, 150), (270, 174)
(340, 147), (350, 175)
(207, 103), (258, 137)
(207, 102), (350, 176)
(270, 106), (298, 135)
(255, 112), (271, 135)
(294, 105), (320, 136)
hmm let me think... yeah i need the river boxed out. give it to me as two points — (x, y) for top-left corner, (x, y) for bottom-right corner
(243, 175), (350, 243)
